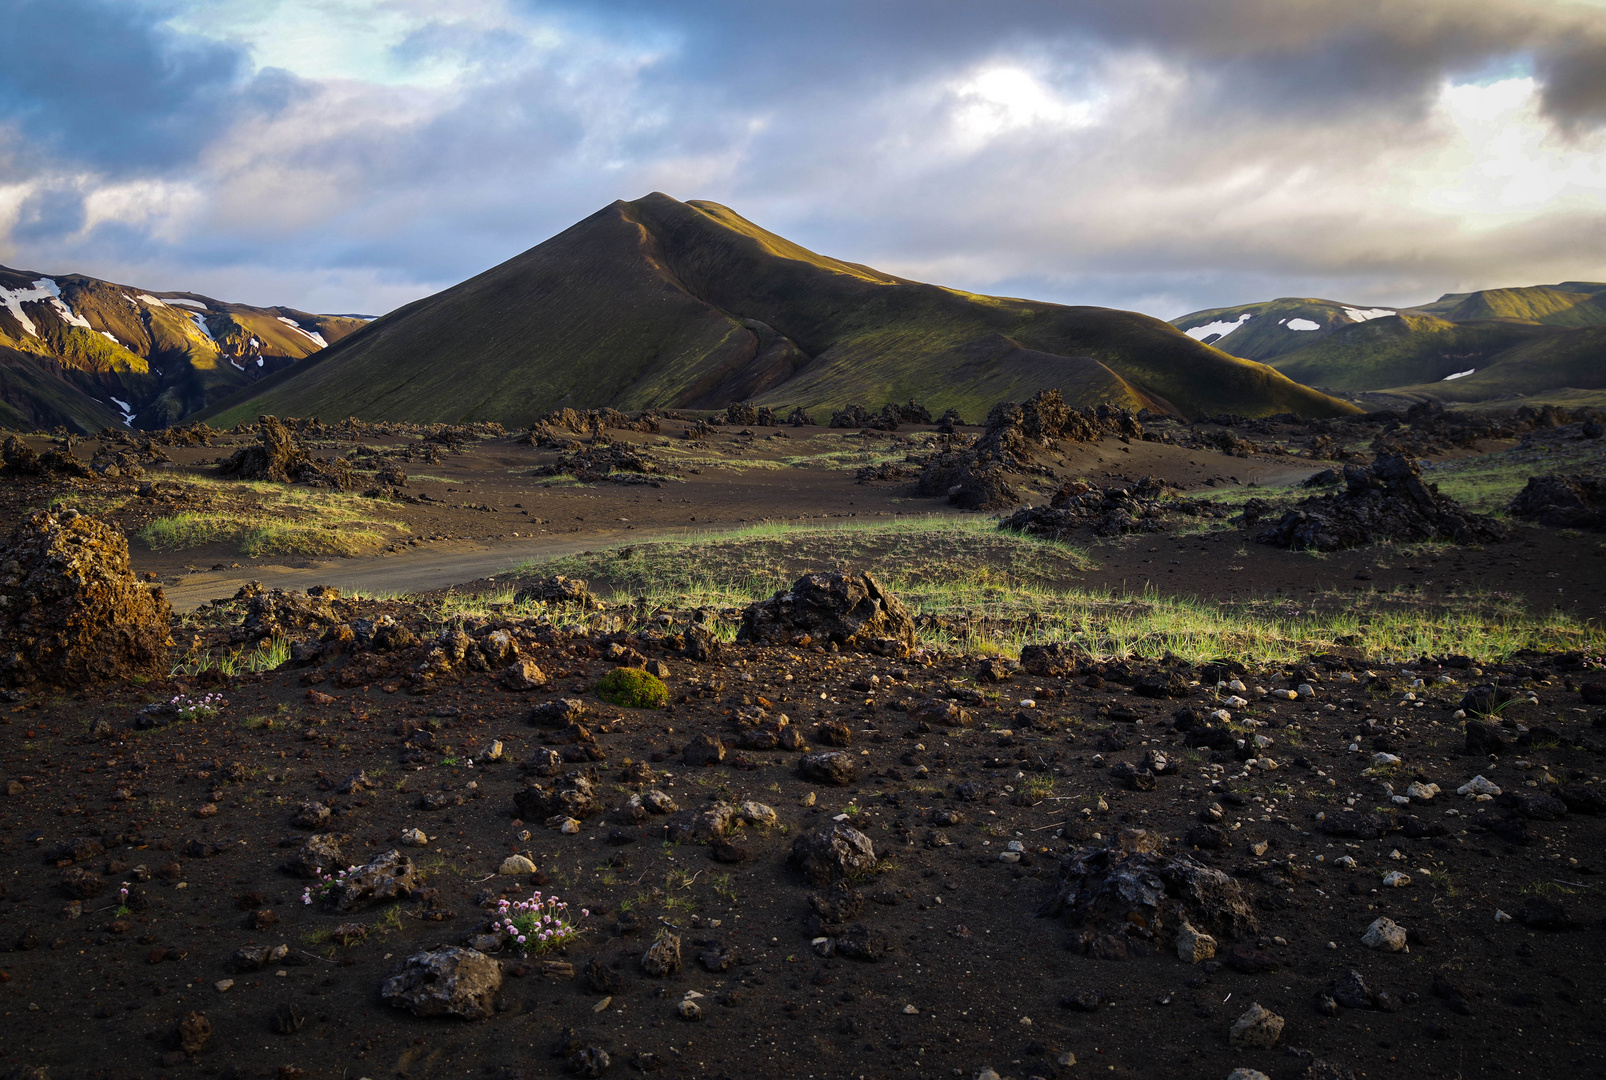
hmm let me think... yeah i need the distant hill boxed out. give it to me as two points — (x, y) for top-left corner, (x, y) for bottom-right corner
(1172, 281), (1606, 405)
(1172, 298), (1402, 361)
(201, 193), (1355, 427)
(0, 265), (369, 432)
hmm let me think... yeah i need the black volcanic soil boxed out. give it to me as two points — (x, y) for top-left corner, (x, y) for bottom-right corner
(1, 626), (1604, 1080)
(0, 411), (1604, 1080)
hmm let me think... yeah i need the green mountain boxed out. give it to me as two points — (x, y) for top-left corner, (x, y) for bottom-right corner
(1171, 297), (1401, 361)
(1266, 314), (1557, 392)
(1174, 280), (1606, 405)
(1378, 323), (1606, 403)
(1411, 282), (1606, 327)
(201, 193), (1355, 427)
(0, 265), (369, 432)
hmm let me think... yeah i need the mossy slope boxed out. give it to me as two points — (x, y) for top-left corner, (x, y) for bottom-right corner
(202, 193), (1356, 426)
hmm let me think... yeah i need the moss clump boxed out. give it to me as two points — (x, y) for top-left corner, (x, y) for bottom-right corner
(596, 667), (668, 708)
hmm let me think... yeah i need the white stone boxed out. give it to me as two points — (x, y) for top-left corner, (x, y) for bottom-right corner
(1371, 752), (1401, 767)
(1361, 916), (1408, 952)
(1228, 1071), (1272, 1080)
(1297, 683), (1316, 697)
(499, 854), (537, 875)
(1458, 775), (1501, 797)
(1382, 871), (1411, 888)
(1405, 781), (1439, 800)
(399, 828), (429, 847)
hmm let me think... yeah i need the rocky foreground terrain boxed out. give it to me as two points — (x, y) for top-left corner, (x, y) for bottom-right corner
(0, 535), (1603, 1080)
(0, 397), (1603, 1080)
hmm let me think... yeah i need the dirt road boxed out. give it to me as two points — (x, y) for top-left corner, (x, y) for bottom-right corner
(161, 527), (661, 611)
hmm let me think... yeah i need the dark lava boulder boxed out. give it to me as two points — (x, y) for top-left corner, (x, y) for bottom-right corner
(737, 570), (915, 656)
(218, 415), (355, 488)
(791, 822), (877, 885)
(0, 509), (172, 688)
(1256, 454), (1505, 551)
(1019, 642), (1088, 677)
(240, 586), (339, 643)
(511, 575), (599, 609)
(381, 947), (502, 1020)
(916, 391), (1143, 510)
(1039, 829), (1259, 943)
(1507, 473), (1606, 531)
(1000, 476), (1227, 539)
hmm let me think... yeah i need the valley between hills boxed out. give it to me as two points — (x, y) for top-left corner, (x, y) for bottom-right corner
(0, 195), (1603, 1080)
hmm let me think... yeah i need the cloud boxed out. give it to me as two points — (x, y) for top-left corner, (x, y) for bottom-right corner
(0, 0), (249, 170)
(0, 0), (1604, 320)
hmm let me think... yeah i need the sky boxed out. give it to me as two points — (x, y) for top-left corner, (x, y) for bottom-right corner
(2, 0), (1605, 320)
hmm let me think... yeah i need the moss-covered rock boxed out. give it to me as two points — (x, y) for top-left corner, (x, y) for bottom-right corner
(596, 667), (668, 708)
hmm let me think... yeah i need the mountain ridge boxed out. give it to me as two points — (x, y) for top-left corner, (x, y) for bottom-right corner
(0, 265), (368, 432)
(199, 193), (1356, 427)
(1171, 281), (1606, 404)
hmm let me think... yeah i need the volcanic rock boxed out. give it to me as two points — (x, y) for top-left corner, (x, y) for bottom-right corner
(791, 823), (878, 885)
(322, 849), (418, 912)
(0, 510), (172, 688)
(737, 570), (915, 656)
(1040, 835), (1259, 942)
(380, 947), (502, 1020)
(1255, 454), (1505, 551)
(1507, 473), (1606, 531)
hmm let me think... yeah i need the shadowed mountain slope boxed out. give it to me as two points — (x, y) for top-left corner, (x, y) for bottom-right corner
(201, 193), (1356, 426)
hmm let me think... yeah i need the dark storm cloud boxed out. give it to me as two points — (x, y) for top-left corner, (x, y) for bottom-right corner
(539, 0), (1606, 125)
(0, 0), (251, 170)
(1537, 38), (1606, 128)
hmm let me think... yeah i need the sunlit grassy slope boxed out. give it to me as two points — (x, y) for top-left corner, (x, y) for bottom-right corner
(201, 193), (1358, 427)
(0, 263), (368, 431)
(1268, 315), (1606, 402)
(1174, 281), (1606, 405)
(1413, 282), (1606, 327)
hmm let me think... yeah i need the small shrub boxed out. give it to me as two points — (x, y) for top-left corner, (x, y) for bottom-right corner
(597, 667), (668, 708)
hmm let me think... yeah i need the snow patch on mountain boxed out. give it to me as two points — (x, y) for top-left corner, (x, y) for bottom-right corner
(276, 316), (328, 348)
(166, 297), (208, 310)
(1343, 307), (1395, 323)
(188, 312), (216, 343)
(0, 277), (90, 337)
(1285, 318), (1321, 331)
(137, 294), (167, 308)
(1183, 312), (1252, 341)
(1443, 368), (1475, 380)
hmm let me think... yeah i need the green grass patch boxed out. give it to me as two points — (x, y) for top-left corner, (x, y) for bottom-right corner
(512, 516), (1095, 610)
(1424, 439), (1606, 514)
(172, 636), (291, 679)
(491, 516), (1602, 663)
(139, 512), (394, 556)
